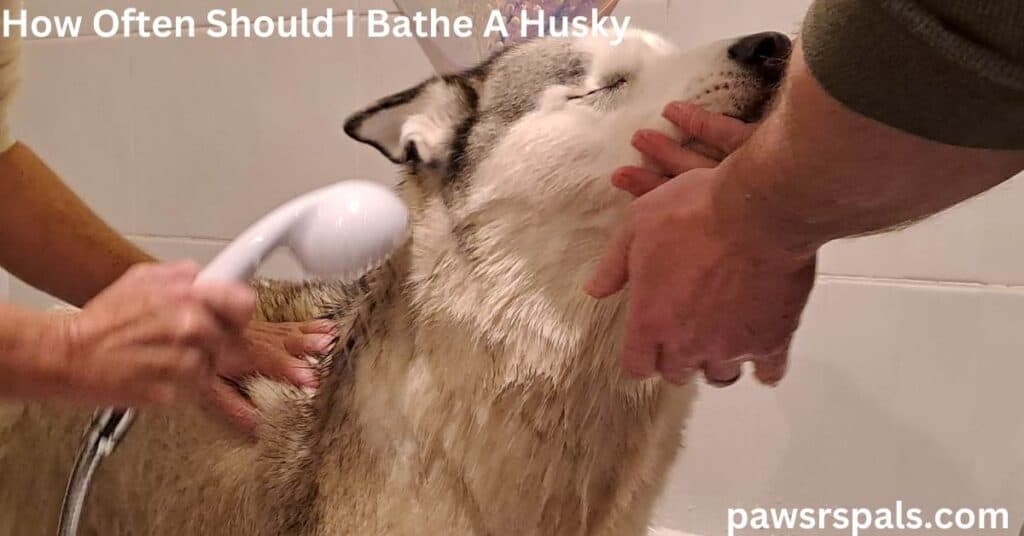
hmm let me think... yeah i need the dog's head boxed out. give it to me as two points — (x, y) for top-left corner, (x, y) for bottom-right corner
(345, 30), (789, 339)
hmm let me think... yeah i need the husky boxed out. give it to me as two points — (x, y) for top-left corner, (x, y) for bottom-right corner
(0, 29), (788, 535)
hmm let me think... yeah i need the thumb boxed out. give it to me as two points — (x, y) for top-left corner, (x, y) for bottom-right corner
(585, 225), (634, 298)
(190, 282), (256, 330)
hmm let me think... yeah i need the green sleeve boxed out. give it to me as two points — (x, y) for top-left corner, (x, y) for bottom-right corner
(801, 0), (1024, 150)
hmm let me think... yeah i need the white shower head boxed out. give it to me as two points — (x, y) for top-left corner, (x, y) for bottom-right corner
(198, 180), (409, 283)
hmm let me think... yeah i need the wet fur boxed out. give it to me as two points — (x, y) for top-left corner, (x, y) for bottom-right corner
(0, 30), (777, 535)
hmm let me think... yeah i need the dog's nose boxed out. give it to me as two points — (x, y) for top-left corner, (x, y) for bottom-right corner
(728, 32), (792, 83)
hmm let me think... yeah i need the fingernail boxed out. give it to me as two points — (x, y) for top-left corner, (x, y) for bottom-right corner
(312, 334), (334, 352)
(624, 366), (654, 380)
(662, 369), (696, 385)
(611, 169), (633, 188)
(632, 130), (654, 146)
(295, 366), (319, 388)
(706, 373), (742, 388)
(757, 372), (783, 387)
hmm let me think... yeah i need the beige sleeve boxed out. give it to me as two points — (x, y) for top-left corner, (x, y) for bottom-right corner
(0, 0), (22, 153)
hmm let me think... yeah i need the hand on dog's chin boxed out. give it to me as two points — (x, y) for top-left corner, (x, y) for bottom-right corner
(596, 105), (813, 388)
(611, 102), (759, 198)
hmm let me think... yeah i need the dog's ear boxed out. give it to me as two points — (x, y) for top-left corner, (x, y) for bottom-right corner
(344, 77), (476, 169)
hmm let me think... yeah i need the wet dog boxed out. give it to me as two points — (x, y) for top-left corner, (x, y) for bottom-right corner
(0, 29), (787, 535)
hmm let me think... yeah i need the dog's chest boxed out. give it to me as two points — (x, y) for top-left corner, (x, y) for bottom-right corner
(318, 315), (684, 535)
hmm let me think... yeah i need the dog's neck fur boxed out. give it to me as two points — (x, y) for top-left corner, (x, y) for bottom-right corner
(304, 178), (692, 534)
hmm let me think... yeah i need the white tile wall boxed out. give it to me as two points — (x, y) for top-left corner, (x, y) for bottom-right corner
(654, 277), (1024, 535)
(7, 235), (307, 309)
(819, 177), (1024, 285)
(124, 20), (364, 238)
(6, 1), (1024, 534)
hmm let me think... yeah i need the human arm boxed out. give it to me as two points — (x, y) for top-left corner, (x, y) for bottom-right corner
(713, 44), (1024, 255)
(0, 47), (329, 429)
(0, 140), (331, 424)
(0, 142), (151, 306)
(0, 261), (253, 408)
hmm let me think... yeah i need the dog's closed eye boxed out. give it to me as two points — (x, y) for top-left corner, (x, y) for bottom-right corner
(568, 75), (629, 101)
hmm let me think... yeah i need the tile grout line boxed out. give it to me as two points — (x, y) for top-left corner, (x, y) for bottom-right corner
(127, 233), (228, 245)
(817, 273), (1024, 292)
(119, 238), (1024, 292)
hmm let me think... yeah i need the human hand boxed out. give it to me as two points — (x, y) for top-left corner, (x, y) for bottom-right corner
(202, 319), (335, 434)
(585, 103), (816, 387)
(242, 319), (336, 386)
(53, 261), (258, 428)
(612, 102), (755, 196)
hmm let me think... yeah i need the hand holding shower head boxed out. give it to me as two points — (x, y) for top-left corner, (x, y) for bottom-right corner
(198, 179), (409, 282)
(59, 180), (409, 536)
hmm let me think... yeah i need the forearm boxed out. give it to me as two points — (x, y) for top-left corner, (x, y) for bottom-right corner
(0, 302), (68, 401)
(714, 44), (1024, 254)
(0, 142), (153, 306)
